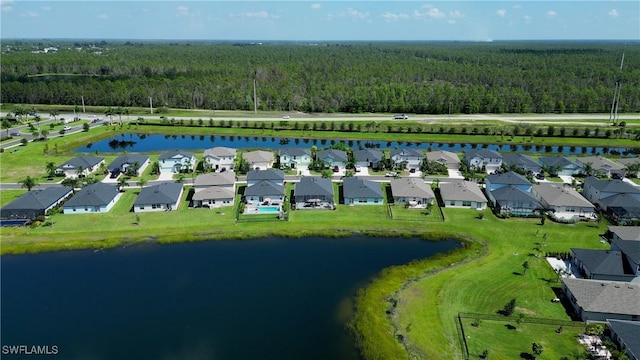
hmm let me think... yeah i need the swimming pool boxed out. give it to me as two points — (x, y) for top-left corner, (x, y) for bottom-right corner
(246, 206), (281, 214)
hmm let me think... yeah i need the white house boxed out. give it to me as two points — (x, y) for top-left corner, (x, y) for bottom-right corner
(243, 150), (275, 170)
(134, 183), (184, 212)
(279, 148), (312, 170)
(203, 147), (236, 172)
(343, 177), (384, 205)
(56, 156), (105, 178)
(390, 149), (423, 170)
(464, 149), (503, 173)
(63, 183), (121, 214)
(158, 151), (197, 174)
(439, 180), (487, 210)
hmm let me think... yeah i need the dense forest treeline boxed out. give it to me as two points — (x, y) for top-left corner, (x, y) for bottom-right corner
(1, 40), (639, 114)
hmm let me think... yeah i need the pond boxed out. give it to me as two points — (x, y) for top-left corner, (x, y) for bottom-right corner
(76, 133), (632, 155)
(1, 236), (460, 360)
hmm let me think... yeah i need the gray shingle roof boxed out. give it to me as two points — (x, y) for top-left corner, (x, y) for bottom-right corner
(203, 147), (236, 158)
(584, 177), (640, 194)
(57, 156), (104, 170)
(343, 177), (384, 199)
(390, 148), (423, 158)
(192, 187), (235, 201)
(294, 177), (334, 199)
(539, 156), (579, 168)
(279, 148), (310, 157)
(464, 149), (502, 160)
(609, 226), (640, 263)
(107, 154), (149, 172)
(571, 248), (635, 277)
(353, 149), (383, 163)
(486, 171), (532, 186)
(563, 278), (640, 316)
(243, 150), (274, 164)
(246, 169), (284, 182)
(244, 180), (285, 197)
(193, 172), (236, 187)
(607, 320), (640, 360)
(134, 183), (184, 206)
(1, 187), (73, 219)
(532, 183), (595, 208)
(317, 149), (348, 162)
(426, 150), (460, 166)
(491, 185), (539, 204)
(64, 183), (119, 207)
(502, 153), (541, 171)
(609, 226), (640, 241)
(390, 178), (434, 199)
(576, 156), (624, 172)
(439, 180), (487, 202)
(158, 150), (195, 161)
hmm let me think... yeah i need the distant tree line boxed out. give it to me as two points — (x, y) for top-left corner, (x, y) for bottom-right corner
(1, 40), (639, 114)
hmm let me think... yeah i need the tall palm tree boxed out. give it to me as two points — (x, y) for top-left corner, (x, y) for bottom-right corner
(49, 109), (59, 121)
(45, 161), (56, 178)
(76, 165), (85, 178)
(117, 177), (129, 192)
(20, 176), (38, 191)
(136, 177), (148, 190)
(61, 177), (80, 192)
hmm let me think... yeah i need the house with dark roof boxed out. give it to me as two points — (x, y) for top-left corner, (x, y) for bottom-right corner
(1, 187), (73, 222)
(246, 169), (284, 187)
(608, 226), (640, 280)
(562, 278), (640, 322)
(600, 194), (640, 225)
(244, 180), (285, 203)
(390, 178), (434, 207)
(279, 148), (311, 169)
(316, 149), (348, 170)
(56, 156), (105, 178)
(439, 180), (487, 210)
(107, 154), (150, 177)
(294, 176), (335, 209)
(502, 153), (542, 174)
(343, 177), (384, 205)
(63, 183), (121, 214)
(571, 249), (637, 282)
(158, 150), (196, 174)
(134, 183), (184, 212)
(576, 156), (625, 178)
(583, 177), (640, 213)
(539, 156), (583, 176)
(192, 187), (235, 209)
(426, 150), (460, 170)
(607, 319), (640, 360)
(616, 158), (640, 178)
(485, 171), (532, 193)
(243, 150), (275, 170)
(464, 149), (503, 173)
(489, 185), (540, 216)
(193, 172), (236, 193)
(390, 149), (423, 170)
(353, 149), (384, 169)
(532, 183), (596, 221)
(203, 147), (236, 172)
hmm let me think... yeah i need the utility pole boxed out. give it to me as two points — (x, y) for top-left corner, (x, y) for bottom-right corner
(609, 52), (624, 125)
(81, 96), (86, 113)
(253, 79), (258, 114)
(149, 97), (153, 114)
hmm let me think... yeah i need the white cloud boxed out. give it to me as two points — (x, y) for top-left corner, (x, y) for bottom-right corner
(41, 6), (51, 11)
(381, 12), (410, 22)
(546, 10), (557, 17)
(449, 10), (465, 19)
(1, 0), (13, 12)
(512, 5), (522, 9)
(447, 19), (456, 25)
(496, 9), (506, 17)
(413, 7), (445, 19)
(177, 6), (189, 17)
(23, 11), (38, 17)
(232, 10), (279, 20)
(346, 8), (369, 20)
(310, 3), (321, 10)
(524, 15), (532, 22)
(608, 9), (619, 17)
(98, 13), (108, 19)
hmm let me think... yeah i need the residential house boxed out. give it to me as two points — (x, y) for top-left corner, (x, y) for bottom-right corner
(203, 147), (236, 172)
(107, 154), (150, 177)
(294, 176), (335, 209)
(244, 181), (285, 203)
(532, 183), (596, 221)
(464, 149), (503, 173)
(390, 149), (423, 170)
(502, 153), (542, 174)
(279, 148), (312, 170)
(538, 156), (583, 176)
(134, 182), (184, 212)
(582, 177), (640, 210)
(617, 158), (640, 178)
(192, 187), (235, 209)
(570, 248), (638, 282)
(193, 172), (236, 193)
(158, 150), (197, 174)
(63, 183), (121, 214)
(243, 150), (275, 170)
(56, 156), (105, 178)
(485, 171), (532, 192)
(1, 187), (73, 222)
(607, 319), (640, 360)
(343, 177), (384, 205)
(489, 185), (541, 216)
(607, 226), (640, 280)
(246, 169), (284, 187)
(426, 150), (461, 170)
(576, 156), (625, 178)
(390, 178), (435, 207)
(600, 194), (640, 225)
(316, 149), (348, 170)
(353, 149), (384, 169)
(439, 180), (487, 210)
(562, 278), (640, 322)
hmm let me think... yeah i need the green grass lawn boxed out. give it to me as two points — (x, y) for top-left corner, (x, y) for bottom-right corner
(0, 190), (27, 207)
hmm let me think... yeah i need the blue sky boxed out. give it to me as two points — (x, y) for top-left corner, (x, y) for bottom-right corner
(1, 1), (638, 41)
